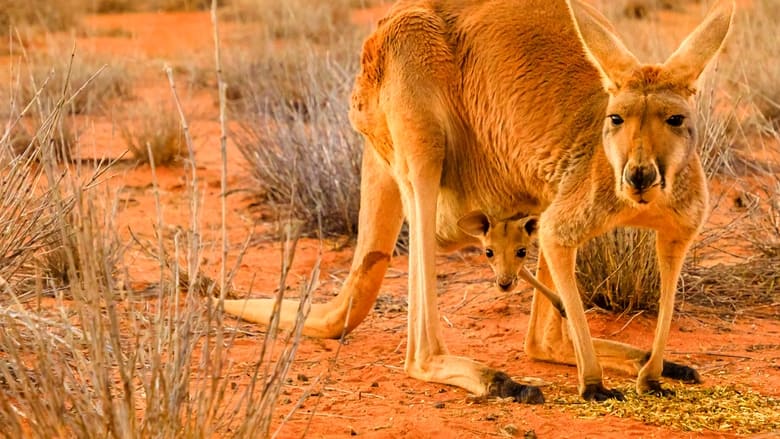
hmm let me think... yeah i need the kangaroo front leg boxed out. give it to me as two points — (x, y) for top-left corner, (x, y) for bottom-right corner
(540, 238), (624, 401)
(636, 233), (694, 395)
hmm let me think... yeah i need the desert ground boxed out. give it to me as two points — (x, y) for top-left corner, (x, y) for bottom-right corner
(0, 0), (778, 438)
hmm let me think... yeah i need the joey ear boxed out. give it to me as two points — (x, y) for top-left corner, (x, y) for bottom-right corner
(568, 0), (640, 91)
(457, 211), (491, 237)
(662, 0), (734, 86)
(520, 216), (539, 237)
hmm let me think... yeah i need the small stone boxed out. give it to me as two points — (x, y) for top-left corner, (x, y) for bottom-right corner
(433, 401), (445, 409)
(349, 427), (358, 436)
(371, 382), (379, 388)
(524, 430), (537, 439)
(297, 373), (309, 382)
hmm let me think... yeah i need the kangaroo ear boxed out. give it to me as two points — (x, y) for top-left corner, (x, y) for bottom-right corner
(662, 0), (734, 86)
(520, 216), (539, 238)
(457, 211), (491, 238)
(568, 0), (640, 91)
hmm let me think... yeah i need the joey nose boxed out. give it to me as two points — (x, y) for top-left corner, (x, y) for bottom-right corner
(497, 279), (514, 291)
(623, 163), (658, 192)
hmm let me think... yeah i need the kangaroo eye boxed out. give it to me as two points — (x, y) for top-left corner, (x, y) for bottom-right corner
(608, 114), (624, 126)
(485, 248), (494, 258)
(515, 248), (527, 258)
(666, 115), (684, 127)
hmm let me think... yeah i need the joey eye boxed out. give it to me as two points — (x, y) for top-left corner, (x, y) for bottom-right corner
(608, 114), (624, 126)
(515, 248), (527, 258)
(485, 248), (494, 258)
(666, 115), (684, 127)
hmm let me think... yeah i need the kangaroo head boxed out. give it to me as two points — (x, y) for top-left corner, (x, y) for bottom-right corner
(569, 0), (734, 205)
(458, 211), (539, 292)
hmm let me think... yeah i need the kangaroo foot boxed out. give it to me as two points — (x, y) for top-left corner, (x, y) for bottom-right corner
(661, 359), (701, 383)
(582, 383), (625, 402)
(486, 371), (544, 404)
(639, 379), (676, 397)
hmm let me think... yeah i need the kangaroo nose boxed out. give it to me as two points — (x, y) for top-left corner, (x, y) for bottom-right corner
(623, 163), (658, 192)
(498, 279), (514, 291)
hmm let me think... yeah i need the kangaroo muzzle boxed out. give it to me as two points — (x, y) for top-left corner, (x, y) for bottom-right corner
(623, 161), (659, 193)
(496, 275), (516, 292)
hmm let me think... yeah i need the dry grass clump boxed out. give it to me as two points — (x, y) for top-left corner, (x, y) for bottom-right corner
(15, 49), (134, 116)
(550, 383), (780, 434)
(725, 0), (780, 131)
(741, 176), (780, 258)
(37, 186), (124, 292)
(1, 47), (132, 163)
(86, 0), (136, 13)
(0, 102), (313, 438)
(0, 0), (85, 35)
(684, 173), (780, 318)
(234, 64), (362, 235)
(230, 5), (367, 236)
(151, 0), (210, 11)
(121, 100), (187, 166)
(221, 0), (353, 44)
(0, 146), (61, 301)
(0, 200), (315, 436)
(576, 229), (660, 312)
(682, 257), (780, 318)
(87, 0), (209, 13)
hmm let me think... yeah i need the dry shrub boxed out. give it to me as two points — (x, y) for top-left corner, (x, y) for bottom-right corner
(0, 181), (315, 437)
(742, 177), (780, 258)
(233, 49), (362, 235)
(577, 229), (660, 312)
(0, 47), (131, 164)
(37, 187), (123, 292)
(0, 0), (85, 35)
(0, 88), (313, 438)
(682, 257), (780, 319)
(0, 144), (61, 302)
(87, 0), (209, 13)
(86, 0), (136, 13)
(5, 111), (75, 163)
(230, 4), (368, 237)
(147, 0), (210, 11)
(221, 0), (353, 44)
(726, 0), (780, 131)
(121, 100), (187, 166)
(16, 48), (134, 116)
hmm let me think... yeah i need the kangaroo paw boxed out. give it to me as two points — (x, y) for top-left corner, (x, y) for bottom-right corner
(555, 302), (567, 319)
(641, 379), (675, 397)
(661, 360), (701, 383)
(582, 383), (625, 402)
(487, 371), (544, 404)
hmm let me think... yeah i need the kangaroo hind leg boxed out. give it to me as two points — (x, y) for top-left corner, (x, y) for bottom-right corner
(220, 145), (403, 339)
(381, 14), (542, 402)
